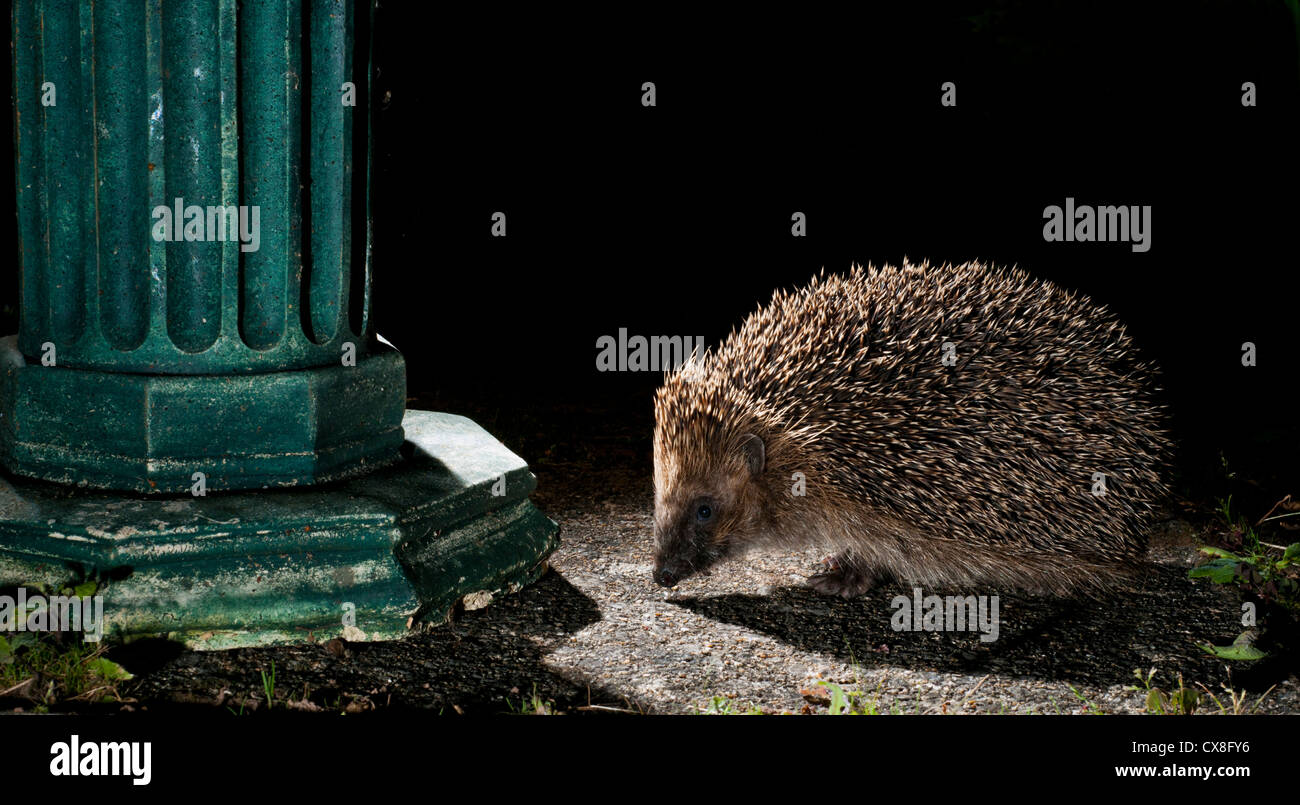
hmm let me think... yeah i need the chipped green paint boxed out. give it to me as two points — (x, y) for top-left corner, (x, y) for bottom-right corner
(0, 411), (561, 649)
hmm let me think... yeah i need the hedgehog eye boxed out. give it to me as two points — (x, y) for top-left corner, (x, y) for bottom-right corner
(696, 504), (713, 522)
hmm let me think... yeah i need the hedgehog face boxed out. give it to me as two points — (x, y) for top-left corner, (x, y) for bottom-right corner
(652, 433), (766, 588)
(652, 491), (727, 587)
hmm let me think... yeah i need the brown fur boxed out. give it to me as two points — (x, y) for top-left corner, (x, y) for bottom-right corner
(652, 260), (1170, 597)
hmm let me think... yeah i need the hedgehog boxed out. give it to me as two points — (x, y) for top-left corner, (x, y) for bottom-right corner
(651, 260), (1171, 599)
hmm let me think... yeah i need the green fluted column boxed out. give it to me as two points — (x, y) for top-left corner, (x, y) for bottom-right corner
(4, 0), (404, 493)
(1, 1), (560, 649)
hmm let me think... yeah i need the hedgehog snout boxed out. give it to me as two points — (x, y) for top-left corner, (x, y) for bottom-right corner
(652, 548), (692, 588)
(652, 495), (725, 588)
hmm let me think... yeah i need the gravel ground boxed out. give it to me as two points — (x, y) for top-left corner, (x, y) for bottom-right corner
(25, 392), (1300, 715)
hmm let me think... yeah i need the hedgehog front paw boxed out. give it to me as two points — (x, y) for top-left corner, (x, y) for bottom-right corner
(808, 559), (883, 599)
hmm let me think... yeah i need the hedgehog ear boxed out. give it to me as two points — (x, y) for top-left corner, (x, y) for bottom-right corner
(738, 433), (765, 478)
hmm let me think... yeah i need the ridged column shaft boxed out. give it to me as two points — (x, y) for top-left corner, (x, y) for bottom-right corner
(12, 0), (371, 374)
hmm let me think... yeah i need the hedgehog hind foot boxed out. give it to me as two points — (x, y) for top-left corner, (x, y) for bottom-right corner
(808, 554), (891, 599)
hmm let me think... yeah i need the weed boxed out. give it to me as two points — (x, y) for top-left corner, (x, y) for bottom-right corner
(1189, 494), (1300, 660)
(1196, 680), (1278, 715)
(700, 694), (763, 715)
(814, 680), (886, 715)
(506, 683), (555, 715)
(1127, 668), (1199, 714)
(1067, 683), (1105, 714)
(261, 661), (276, 710)
(0, 634), (131, 708)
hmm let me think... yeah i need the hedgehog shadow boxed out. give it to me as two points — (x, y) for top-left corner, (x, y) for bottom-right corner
(671, 564), (1283, 690)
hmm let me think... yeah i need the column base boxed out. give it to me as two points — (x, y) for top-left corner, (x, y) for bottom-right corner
(0, 410), (560, 650)
(0, 335), (408, 494)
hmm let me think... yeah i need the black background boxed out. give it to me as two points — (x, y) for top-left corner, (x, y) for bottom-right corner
(4, 1), (1299, 490)
(366, 3), (1300, 498)
(1, 712), (1290, 791)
